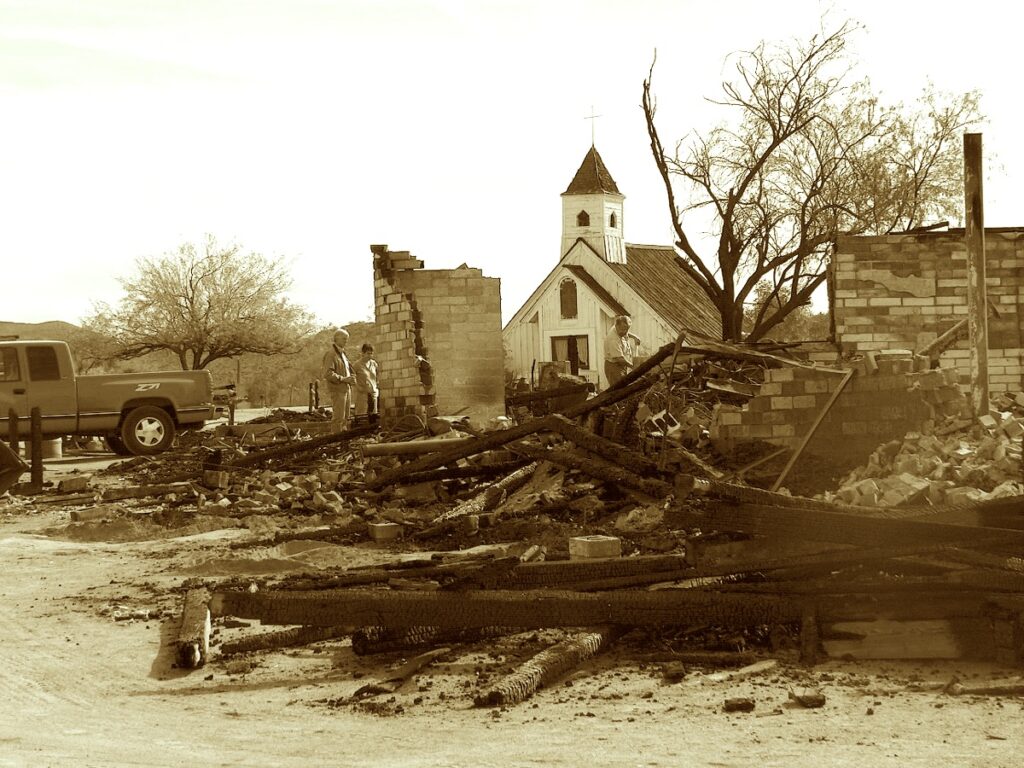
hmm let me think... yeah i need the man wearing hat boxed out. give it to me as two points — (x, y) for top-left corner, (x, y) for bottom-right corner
(322, 328), (356, 431)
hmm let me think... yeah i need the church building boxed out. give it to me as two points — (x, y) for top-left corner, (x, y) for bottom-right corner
(503, 145), (721, 389)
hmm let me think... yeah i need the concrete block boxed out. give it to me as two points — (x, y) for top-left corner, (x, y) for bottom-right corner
(203, 470), (231, 490)
(57, 475), (92, 493)
(978, 414), (999, 431)
(569, 535), (622, 560)
(70, 503), (128, 522)
(319, 470), (341, 485)
(368, 521), (404, 541)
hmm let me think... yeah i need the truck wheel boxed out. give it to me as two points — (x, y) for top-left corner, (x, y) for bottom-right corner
(103, 434), (132, 456)
(120, 406), (176, 455)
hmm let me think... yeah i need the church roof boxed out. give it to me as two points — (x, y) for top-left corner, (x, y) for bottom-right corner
(563, 145), (621, 195)
(612, 245), (721, 337)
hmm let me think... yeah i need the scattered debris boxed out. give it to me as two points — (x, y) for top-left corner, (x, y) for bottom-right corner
(6, 337), (1022, 715)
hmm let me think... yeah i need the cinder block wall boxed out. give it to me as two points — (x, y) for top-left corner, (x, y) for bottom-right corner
(371, 245), (505, 424)
(372, 245), (434, 424)
(833, 230), (1024, 392)
(712, 358), (969, 468)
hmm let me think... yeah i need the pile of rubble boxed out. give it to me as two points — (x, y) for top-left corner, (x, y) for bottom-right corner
(828, 390), (1024, 508)
(8, 333), (1023, 712)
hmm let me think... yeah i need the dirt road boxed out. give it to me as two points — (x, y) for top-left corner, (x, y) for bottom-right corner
(1, 501), (1021, 768)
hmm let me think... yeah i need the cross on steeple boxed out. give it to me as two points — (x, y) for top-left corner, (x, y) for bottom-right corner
(584, 105), (602, 146)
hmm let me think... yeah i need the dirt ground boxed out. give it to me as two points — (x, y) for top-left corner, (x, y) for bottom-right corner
(2, 461), (1022, 768)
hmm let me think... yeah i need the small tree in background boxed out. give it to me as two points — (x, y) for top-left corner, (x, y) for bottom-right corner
(743, 281), (828, 342)
(84, 235), (317, 369)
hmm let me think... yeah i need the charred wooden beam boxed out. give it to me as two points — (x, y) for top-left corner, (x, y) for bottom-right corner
(210, 588), (804, 629)
(510, 555), (689, 586)
(351, 625), (515, 656)
(432, 462), (538, 525)
(219, 625), (350, 656)
(360, 437), (475, 456)
(397, 461), (530, 485)
(101, 483), (195, 501)
(512, 444), (672, 497)
(367, 416), (561, 490)
(546, 414), (661, 475)
(688, 502), (1024, 549)
(475, 627), (624, 707)
(176, 588), (211, 669)
(506, 383), (591, 405)
(228, 424), (376, 468)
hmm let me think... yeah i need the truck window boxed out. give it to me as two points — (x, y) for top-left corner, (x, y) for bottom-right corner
(0, 348), (20, 381)
(26, 346), (62, 381)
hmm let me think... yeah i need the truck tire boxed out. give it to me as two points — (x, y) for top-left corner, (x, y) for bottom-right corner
(103, 434), (132, 456)
(120, 406), (176, 455)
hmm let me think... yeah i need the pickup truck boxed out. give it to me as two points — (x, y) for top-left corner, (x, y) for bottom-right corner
(0, 340), (216, 455)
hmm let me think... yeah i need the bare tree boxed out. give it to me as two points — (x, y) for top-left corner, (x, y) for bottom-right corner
(84, 236), (317, 369)
(643, 22), (981, 342)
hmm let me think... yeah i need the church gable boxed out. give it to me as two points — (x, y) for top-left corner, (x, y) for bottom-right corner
(503, 143), (723, 389)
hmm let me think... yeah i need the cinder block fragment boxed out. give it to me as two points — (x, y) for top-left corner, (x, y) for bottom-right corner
(368, 521), (404, 541)
(203, 470), (231, 490)
(568, 535), (622, 560)
(978, 414), (999, 431)
(57, 475), (92, 493)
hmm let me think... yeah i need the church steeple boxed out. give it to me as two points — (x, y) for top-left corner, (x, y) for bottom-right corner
(560, 145), (626, 263)
(564, 145), (621, 195)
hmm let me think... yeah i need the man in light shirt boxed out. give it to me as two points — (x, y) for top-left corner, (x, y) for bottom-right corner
(322, 328), (356, 431)
(604, 315), (640, 387)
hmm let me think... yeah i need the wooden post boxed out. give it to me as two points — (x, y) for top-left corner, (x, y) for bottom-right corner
(7, 408), (18, 453)
(30, 407), (43, 490)
(964, 132), (989, 418)
(771, 368), (854, 492)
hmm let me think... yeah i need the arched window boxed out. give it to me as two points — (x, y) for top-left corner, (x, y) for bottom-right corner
(559, 278), (578, 319)
(576, 210), (590, 227)
(609, 212), (617, 228)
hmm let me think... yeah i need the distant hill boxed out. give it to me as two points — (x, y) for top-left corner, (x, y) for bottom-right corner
(0, 320), (79, 340)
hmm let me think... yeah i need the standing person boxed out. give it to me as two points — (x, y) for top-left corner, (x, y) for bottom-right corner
(353, 343), (379, 418)
(322, 328), (355, 431)
(603, 315), (640, 387)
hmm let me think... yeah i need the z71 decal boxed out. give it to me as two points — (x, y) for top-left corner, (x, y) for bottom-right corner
(134, 383), (161, 392)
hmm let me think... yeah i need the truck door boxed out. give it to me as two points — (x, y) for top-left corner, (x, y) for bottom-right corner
(21, 345), (78, 436)
(0, 347), (27, 436)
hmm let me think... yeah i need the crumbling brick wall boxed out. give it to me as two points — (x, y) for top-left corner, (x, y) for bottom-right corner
(833, 230), (1024, 392)
(712, 356), (969, 471)
(371, 245), (505, 425)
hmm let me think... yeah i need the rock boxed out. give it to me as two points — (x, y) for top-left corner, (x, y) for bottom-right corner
(723, 697), (755, 713)
(789, 688), (826, 708)
(661, 662), (687, 683)
(57, 475), (92, 493)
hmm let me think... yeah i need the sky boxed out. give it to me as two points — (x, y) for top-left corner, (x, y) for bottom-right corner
(0, 0), (1017, 328)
